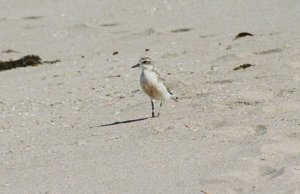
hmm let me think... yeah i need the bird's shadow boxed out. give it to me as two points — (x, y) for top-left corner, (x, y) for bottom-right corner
(89, 117), (150, 128)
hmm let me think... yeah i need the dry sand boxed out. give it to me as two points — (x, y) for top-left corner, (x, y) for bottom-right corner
(1, 0), (300, 193)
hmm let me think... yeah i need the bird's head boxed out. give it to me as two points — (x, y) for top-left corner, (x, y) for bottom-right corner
(132, 57), (154, 70)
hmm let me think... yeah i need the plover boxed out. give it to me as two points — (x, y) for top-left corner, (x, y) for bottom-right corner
(132, 57), (178, 118)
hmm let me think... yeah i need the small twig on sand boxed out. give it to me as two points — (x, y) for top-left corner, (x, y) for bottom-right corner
(201, 190), (210, 194)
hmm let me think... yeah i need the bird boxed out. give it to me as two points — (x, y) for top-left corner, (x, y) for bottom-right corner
(132, 57), (178, 118)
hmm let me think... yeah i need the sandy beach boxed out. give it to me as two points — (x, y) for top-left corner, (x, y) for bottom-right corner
(1, 0), (300, 193)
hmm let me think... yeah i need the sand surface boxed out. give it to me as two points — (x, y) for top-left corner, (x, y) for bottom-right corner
(1, 0), (300, 193)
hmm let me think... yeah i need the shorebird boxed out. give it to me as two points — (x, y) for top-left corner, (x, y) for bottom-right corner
(132, 57), (178, 118)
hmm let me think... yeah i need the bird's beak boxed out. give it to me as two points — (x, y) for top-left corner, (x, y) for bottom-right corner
(131, 63), (140, 68)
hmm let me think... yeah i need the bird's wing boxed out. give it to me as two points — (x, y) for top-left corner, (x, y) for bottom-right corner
(154, 69), (174, 95)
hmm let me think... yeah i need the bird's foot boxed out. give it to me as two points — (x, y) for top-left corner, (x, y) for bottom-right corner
(151, 113), (160, 118)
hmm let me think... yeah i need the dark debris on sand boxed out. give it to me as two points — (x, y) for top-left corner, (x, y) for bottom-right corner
(43, 59), (61, 64)
(233, 32), (254, 40)
(2, 49), (18, 53)
(171, 28), (192, 33)
(0, 55), (61, 71)
(233, 63), (255, 70)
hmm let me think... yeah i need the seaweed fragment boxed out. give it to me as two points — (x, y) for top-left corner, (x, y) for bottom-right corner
(233, 32), (253, 40)
(233, 63), (254, 70)
(0, 55), (61, 71)
(0, 55), (41, 71)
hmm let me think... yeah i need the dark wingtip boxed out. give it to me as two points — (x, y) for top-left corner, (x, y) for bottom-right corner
(172, 96), (179, 102)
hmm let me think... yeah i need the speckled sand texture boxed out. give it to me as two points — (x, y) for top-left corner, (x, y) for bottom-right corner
(1, 0), (300, 193)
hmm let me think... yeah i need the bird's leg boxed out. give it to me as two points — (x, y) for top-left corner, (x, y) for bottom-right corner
(157, 101), (163, 117)
(151, 100), (155, 118)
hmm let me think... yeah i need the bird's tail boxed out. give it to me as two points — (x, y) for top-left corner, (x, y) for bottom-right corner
(171, 95), (179, 102)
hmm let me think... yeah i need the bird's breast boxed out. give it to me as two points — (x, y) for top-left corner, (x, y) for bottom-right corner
(140, 81), (161, 100)
(140, 71), (162, 99)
